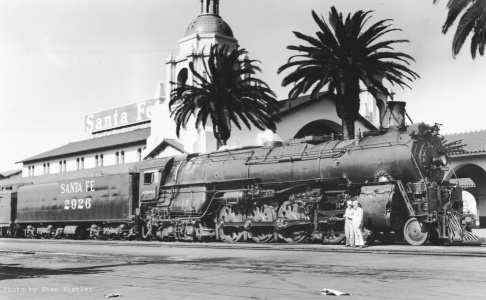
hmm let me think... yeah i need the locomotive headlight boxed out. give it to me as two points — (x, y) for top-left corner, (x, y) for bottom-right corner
(433, 154), (448, 166)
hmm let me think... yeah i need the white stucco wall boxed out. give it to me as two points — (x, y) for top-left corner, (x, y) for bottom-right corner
(277, 97), (375, 141)
(22, 144), (145, 177)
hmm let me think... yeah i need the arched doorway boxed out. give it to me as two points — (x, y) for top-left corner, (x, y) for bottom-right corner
(448, 164), (486, 227)
(462, 190), (479, 227)
(293, 120), (341, 139)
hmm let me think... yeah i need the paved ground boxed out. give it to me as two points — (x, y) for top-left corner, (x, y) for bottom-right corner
(1, 235), (486, 300)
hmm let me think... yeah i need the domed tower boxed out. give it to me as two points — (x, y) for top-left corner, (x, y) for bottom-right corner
(166, 0), (238, 99)
(143, 0), (240, 155)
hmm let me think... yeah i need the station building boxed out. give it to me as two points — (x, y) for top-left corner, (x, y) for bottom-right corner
(443, 131), (486, 226)
(4, 0), (377, 181)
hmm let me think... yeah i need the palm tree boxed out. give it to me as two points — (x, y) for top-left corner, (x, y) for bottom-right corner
(169, 44), (281, 148)
(278, 7), (419, 140)
(434, 0), (486, 59)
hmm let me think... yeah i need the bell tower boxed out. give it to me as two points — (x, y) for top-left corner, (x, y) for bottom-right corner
(142, 0), (239, 155)
(165, 0), (238, 100)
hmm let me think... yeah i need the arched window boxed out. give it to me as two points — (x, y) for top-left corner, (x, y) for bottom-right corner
(43, 164), (46, 175)
(100, 154), (103, 167)
(59, 161), (62, 172)
(28, 166), (31, 177)
(121, 151), (125, 164)
(137, 148), (142, 161)
(47, 163), (50, 174)
(76, 158), (80, 170)
(63, 160), (66, 172)
(32, 165), (35, 176)
(116, 152), (119, 165)
(81, 157), (84, 169)
(95, 155), (98, 167)
(177, 68), (188, 99)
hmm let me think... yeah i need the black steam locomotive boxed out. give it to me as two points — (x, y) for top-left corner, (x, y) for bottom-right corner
(0, 103), (478, 246)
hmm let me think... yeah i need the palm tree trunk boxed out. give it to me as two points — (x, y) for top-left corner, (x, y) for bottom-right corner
(340, 75), (360, 140)
(213, 114), (229, 149)
(217, 139), (227, 148)
(342, 119), (355, 140)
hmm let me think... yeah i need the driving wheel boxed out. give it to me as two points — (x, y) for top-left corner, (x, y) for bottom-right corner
(322, 223), (345, 244)
(248, 205), (275, 243)
(277, 201), (309, 243)
(218, 206), (243, 243)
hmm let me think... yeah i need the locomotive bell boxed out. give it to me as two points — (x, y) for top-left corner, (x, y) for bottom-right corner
(381, 101), (406, 130)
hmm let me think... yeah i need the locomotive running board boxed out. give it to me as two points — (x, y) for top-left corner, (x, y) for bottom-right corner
(396, 180), (416, 217)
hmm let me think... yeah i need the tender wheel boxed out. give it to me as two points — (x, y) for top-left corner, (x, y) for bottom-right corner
(248, 205), (276, 243)
(218, 206), (243, 243)
(277, 201), (309, 243)
(119, 232), (128, 241)
(404, 218), (429, 246)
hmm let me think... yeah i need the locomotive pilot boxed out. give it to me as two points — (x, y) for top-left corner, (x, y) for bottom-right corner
(351, 200), (365, 248)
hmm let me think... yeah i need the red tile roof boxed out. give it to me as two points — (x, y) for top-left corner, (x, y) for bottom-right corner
(443, 130), (486, 156)
(19, 128), (151, 163)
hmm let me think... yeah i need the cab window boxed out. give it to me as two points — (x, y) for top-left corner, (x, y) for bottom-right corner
(143, 172), (154, 185)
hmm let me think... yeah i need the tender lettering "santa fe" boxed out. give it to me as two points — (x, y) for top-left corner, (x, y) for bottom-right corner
(60, 180), (95, 194)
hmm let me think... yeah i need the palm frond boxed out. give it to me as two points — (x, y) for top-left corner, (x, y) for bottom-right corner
(278, 6), (418, 139)
(169, 44), (280, 146)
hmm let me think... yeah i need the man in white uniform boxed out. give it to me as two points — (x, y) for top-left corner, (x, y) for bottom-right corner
(352, 200), (365, 248)
(343, 200), (355, 247)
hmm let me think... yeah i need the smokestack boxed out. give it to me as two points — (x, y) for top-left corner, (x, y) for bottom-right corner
(381, 101), (406, 130)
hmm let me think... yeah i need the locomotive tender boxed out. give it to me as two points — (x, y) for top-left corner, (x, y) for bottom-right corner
(0, 104), (478, 246)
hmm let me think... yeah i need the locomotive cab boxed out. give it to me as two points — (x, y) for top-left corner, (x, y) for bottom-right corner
(139, 169), (160, 202)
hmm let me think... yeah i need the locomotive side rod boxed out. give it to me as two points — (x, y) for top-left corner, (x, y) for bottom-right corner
(218, 219), (330, 229)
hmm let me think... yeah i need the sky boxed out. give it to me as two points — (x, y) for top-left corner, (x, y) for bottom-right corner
(1, 0), (485, 171)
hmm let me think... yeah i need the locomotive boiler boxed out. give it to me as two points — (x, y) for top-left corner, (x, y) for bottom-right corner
(0, 102), (478, 246)
(137, 104), (477, 246)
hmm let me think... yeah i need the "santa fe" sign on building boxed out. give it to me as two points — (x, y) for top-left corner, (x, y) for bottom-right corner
(85, 99), (157, 133)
